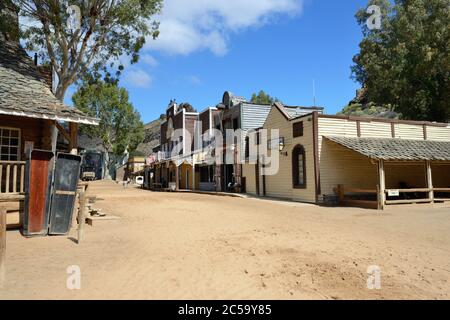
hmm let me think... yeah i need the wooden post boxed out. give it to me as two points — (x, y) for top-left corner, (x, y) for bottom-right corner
(51, 121), (58, 153)
(376, 185), (381, 210)
(0, 206), (6, 287)
(69, 122), (78, 155)
(337, 184), (344, 205)
(175, 163), (179, 191)
(426, 161), (434, 203)
(378, 160), (386, 210)
(77, 190), (86, 244)
(192, 160), (196, 191)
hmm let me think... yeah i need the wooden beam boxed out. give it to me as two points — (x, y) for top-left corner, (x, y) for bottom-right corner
(426, 160), (434, 203)
(0, 206), (6, 287)
(191, 161), (196, 191)
(385, 188), (432, 193)
(0, 194), (25, 201)
(385, 199), (432, 205)
(55, 121), (70, 143)
(175, 163), (179, 191)
(378, 160), (386, 210)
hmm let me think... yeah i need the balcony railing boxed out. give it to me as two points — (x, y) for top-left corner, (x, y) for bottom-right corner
(0, 161), (26, 194)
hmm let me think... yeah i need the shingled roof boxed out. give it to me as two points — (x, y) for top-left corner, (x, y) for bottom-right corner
(324, 136), (450, 161)
(0, 40), (98, 125)
(273, 102), (324, 120)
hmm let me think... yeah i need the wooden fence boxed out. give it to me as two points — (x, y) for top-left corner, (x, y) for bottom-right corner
(335, 185), (380, 209)
(0, 161), (26, 195)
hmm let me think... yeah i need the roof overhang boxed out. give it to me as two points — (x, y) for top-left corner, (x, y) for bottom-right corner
(324, 136), (450, 162)
(0, 108), (100, 125)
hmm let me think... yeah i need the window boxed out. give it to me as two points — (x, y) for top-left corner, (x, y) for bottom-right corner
(292, 145), (306, 189)
(293, 122), (304, 138)
(233, 118), (239, 130)
(0, 128), (20, 161)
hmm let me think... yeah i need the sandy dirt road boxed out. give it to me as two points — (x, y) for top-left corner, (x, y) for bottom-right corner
(1, 180), (449, 299)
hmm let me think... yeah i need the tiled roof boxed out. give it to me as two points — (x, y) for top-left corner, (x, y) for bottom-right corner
(324, 136), (450, 161)
(0, 40), (98, 125)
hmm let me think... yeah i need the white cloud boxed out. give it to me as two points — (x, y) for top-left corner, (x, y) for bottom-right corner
(146, 0), (303, 56)
(125, 69), (153, 88)
(141, 54), (159, 67)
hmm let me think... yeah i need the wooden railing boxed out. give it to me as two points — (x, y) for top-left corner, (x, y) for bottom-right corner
(433, 188), (450, 202)
(335, 185), (380, 209)
(0, 161), (26, 195)
(336, 185), (450, 210)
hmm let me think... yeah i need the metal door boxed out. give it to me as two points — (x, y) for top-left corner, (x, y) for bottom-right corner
(48, 153), (81, 235)
(22, 150), (55, 237)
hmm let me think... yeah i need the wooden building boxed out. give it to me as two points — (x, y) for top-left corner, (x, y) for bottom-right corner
(243, 103), (450, 209)
(145, 92), (278, 192)
(0, 38), (98, 226)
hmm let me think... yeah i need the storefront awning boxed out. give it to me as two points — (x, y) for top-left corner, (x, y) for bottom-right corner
(324, 136), (450, 161)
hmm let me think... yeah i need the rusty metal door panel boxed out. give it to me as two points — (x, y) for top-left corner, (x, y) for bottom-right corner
(48, 153), (81, 235)
(22, 150), (54, 237)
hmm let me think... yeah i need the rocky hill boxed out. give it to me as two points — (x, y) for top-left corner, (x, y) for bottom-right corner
(338, 88), (399, 119)
(135, 114), (166, 156)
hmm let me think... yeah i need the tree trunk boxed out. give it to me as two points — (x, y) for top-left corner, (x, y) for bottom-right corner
(103, 151), (112, 180)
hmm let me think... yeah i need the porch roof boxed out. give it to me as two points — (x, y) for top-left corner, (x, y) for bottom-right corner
(0, 41), (99, 125)
(324, 136), (450, 161)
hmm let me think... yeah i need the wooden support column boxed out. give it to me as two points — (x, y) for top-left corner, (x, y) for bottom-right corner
(337, 184), (344, 205)
(77, 190), (86, 244)
(0, 206), (6, 287)
(378, 160), (386, 210)
(175, 163), (179, 191)
(426, 160), (434, 203)
(69, 122), (78, 155)
(192, 161), (196, 191)
(51, 121), (58, 153)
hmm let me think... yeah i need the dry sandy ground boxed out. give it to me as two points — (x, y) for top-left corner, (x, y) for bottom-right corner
(1, 180), (449, 300)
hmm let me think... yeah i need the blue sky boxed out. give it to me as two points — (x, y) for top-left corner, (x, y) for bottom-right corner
(66, 0), (370, 123)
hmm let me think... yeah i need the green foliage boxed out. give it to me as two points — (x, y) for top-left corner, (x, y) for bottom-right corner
(16, 0), (162, 99)
(72, 81), (144, 156)
(0, 0), (19, 41)
(352, 0), (450, 122)
(250, 90), (280, 105)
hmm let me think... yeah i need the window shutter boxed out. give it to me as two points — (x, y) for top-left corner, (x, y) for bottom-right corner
(293, 122), (304, 138)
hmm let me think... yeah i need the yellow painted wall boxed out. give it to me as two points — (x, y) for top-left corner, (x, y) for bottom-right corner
(395, 124), (424, 140)
(360, 122), (392, 138)
(428, 126), (450, 141)
(261, 108), (316, 203)
(242, 163), (257, 195)
(319, 139), (378, 196)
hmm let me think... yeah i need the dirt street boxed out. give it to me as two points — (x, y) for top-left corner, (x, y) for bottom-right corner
(1, 180), (449, 299)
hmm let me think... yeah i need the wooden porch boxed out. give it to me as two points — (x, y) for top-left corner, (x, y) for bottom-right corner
(335, 160), (450, 210)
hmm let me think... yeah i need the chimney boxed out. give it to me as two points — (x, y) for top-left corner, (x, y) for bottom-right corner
(0, 0), (19, 43)
(37, 65), (53, 91)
